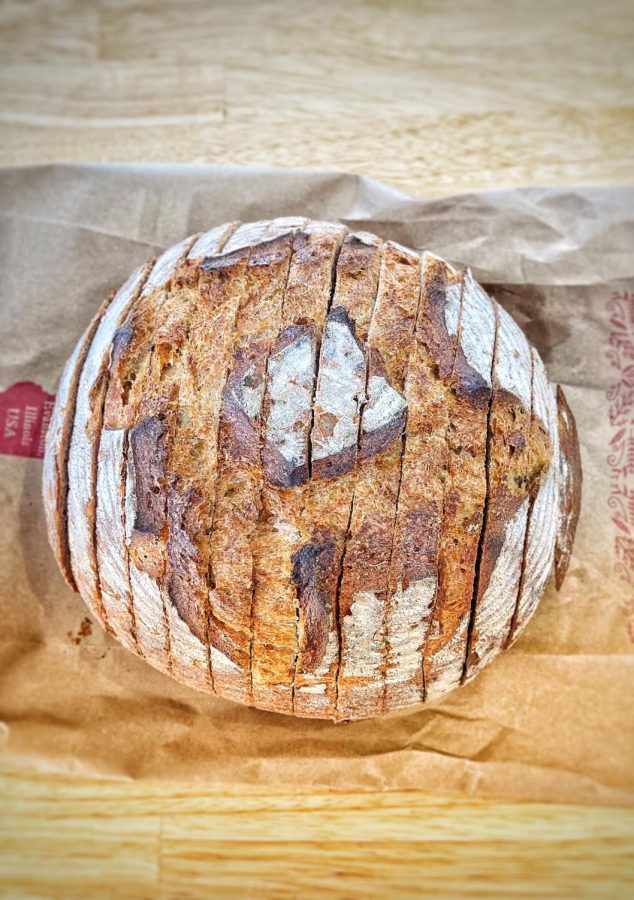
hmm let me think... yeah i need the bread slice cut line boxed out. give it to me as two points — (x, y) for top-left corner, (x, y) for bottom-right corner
(243, 226), (304, 707)
(66, 261), (154, 631)
(294, 232), (383, 718)
(380, 253), (462, 709)
(43, 290), (116, 593)
(192, 221), (303, 705)
(244, 223), (349, 715)
(422, 268), (497, 701)
(152, 223), (247, 694)
(460, 301), (500, 684)
(334, 241), (422, 720)
(505, 352), (558, 648)
(462, 299), (541, 683)
(91, 235), (200, 672)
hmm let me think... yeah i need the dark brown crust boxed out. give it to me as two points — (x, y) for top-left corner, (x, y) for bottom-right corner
(328, 304), (363, 344)
(420, 260), (459, 379)
(272, 321), (312, 354)
(165, 483), (208, 644)
(312, 444), (357, 482)
(262, 443), (309, 489)
(221, 342), (268, 465)
(555, 385), (582, 589)
(453, 357), (491, 408)
(359, 414), (406, 460)
(199, 247), (254, 274)
(110, 321), (135, 371)
(291, 535), (338, 672)
(249, 234), (294, 268)
(128, 414), (168, 581)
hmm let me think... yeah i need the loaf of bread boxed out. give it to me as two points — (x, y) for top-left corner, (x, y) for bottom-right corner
(43, 219), (582, 720)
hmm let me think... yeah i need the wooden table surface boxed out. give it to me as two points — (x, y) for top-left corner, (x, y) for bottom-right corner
(1, 1), (633, 897)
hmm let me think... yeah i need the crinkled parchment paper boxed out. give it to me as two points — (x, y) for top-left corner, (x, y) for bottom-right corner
(0, 164), (632, 805)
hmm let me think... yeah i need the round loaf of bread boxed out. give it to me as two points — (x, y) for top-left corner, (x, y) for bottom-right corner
(43, 218), (581, 720)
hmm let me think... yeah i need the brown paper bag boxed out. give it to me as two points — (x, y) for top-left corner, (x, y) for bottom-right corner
(1, 165), (632, 805)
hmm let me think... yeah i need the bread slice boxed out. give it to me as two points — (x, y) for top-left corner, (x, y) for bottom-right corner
(336, 241), (421, 720)
(220, 218), (305, 255)
(96, 428), (137, 650)
(250, 222), (347, 715)
(93, 235), (198, 670)
(463, 304), (544, 681)
(554, 386), (582, 589)
(506, 351), (558, 646)
(125, 412), (172, 670)
(103, 236), (197, 431)
(187, 223), (240, 260)
(128, 228), (255, 682)
(66, 263), (152, 629)
(43, 292), (115, 592)
(209, 223), (300, 704)
(165, 237), (249, 695)
(383, 253), (462, 710)
(287, 233), (383, 719)
(423, 269), (496, 701)
(155, 223), (245, 694)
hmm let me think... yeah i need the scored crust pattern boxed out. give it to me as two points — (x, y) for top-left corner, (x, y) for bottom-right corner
(43, 219), (582, 720)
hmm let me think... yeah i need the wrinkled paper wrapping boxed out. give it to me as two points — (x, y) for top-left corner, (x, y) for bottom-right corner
(0, 165), (632, 805)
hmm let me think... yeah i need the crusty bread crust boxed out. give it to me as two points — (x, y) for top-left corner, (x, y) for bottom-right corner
(43, 291), (117, 591)
(554, 386), (582, 589)
(383, 253), (461, 710)
(506, 352), (559, 647)
(66, 263), (153, 628)
(301, 232), (384, 718)
(159, 222), (244, 693)
(423, 269), (497, 701)
(336, 241), (421, 720)
(44, 220), (577, 720)
(211, 224), (299, 708)
(251, 222), (347, 716)
(463, 303), (551, 682)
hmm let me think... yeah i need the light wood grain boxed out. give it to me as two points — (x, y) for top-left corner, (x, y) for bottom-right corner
(1, 770), (633, 899)
(0, 0), (633, 197)
(1, 0), (633, 896)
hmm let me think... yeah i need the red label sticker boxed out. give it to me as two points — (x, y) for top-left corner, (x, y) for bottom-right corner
(0, 381), (55, 459)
